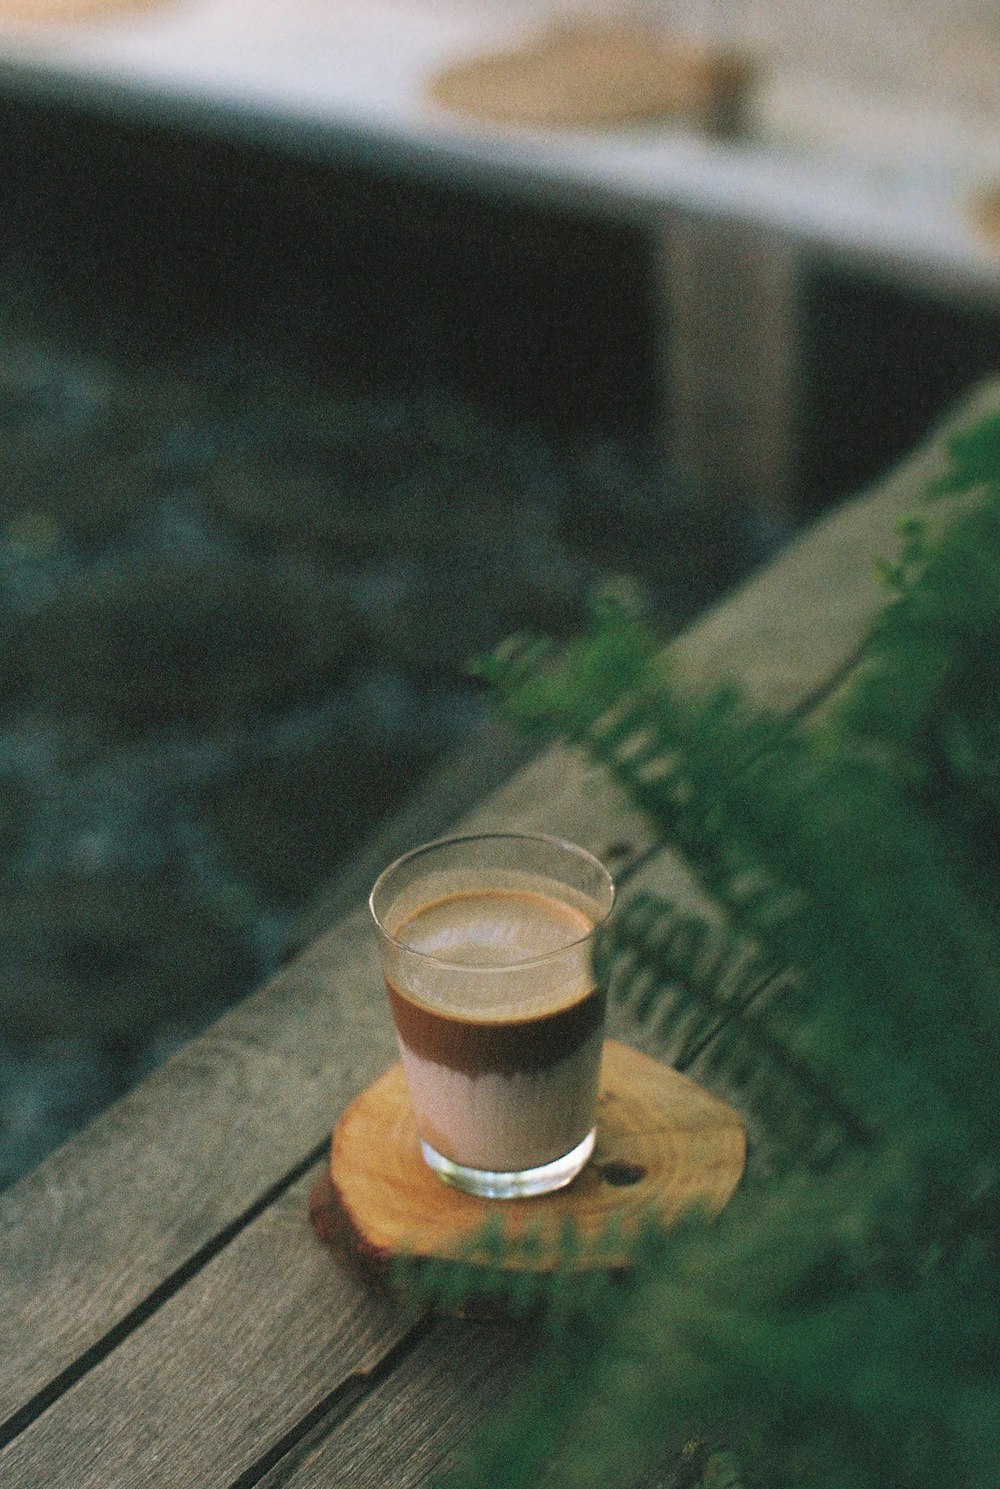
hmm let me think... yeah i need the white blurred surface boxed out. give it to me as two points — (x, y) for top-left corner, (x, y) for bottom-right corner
(0, 0), (998, 301)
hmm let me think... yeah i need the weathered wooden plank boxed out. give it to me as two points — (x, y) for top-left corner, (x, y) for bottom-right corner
(1, 378), (995, 1442)
(0, 1167), (416, 1489)
(255, 1318), (532, 1489)
(0, 911), (388, 1429)
(256, 1316), (693, 1489)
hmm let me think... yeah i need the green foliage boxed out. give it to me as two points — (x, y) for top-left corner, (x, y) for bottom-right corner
(447, 411), (1000, 1488)
(839, 413), (1000, 929)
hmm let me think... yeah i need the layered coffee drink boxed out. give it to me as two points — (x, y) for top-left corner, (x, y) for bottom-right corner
(370, 834), (615, 1198)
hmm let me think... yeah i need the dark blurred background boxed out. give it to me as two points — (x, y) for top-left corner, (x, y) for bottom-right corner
(2, 89), (999, 1187)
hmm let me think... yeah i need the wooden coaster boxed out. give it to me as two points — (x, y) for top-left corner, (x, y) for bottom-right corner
(427, 21), (759, 136)
(970, 183), (1000, 256)
(311, 1040), (745, 1286)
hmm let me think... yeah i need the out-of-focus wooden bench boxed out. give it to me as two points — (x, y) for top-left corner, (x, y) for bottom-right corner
(2, 1), (1000, 524)
(1, 380), (996, 1487)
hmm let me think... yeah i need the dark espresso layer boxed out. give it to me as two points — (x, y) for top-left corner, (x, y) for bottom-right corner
(388, 979), (606, 1077)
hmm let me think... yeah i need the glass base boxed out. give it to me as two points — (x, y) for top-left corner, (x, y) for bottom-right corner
(420, 1128), (596, 1199)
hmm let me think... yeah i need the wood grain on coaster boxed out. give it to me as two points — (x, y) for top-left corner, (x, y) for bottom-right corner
(312, 1040), (746, 1285)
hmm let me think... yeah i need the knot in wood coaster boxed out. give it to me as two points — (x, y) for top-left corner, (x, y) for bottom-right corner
(311, 1040), (746, 1289)
(427, 21), (760, 136)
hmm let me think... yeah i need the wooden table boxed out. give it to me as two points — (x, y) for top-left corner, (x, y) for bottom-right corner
(2, 1), (999, 520)
(1, 379), (997, 1486)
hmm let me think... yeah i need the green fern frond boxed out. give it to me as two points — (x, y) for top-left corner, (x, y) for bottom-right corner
(842, 437), (1000, 843)
(488, 612), (1000, 1156)
(593, 892), (777, 1038)
(928, 411), (1000, 500)
(597, 891), (863, 1171)
(473, 600), (664, 745)
(437, 1162), (975, 1489)
(391, 1212), (647, 1326)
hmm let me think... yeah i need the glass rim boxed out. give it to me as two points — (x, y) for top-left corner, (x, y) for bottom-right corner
(368, 830), (615, 971)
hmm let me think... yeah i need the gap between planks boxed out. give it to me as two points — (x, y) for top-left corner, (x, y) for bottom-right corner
(0, 1141), (331, 1455)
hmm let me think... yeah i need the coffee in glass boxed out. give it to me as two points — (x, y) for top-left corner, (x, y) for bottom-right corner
(369, 833), (615, 1198)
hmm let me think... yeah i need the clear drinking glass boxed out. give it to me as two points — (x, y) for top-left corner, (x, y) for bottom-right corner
(369, 832), (615, 1199)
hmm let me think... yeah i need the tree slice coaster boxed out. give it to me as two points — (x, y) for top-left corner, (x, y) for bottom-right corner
(311, 1040), (745, 1288)
(427, 21), (759, 136)
(970, 183), (1000, 257)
